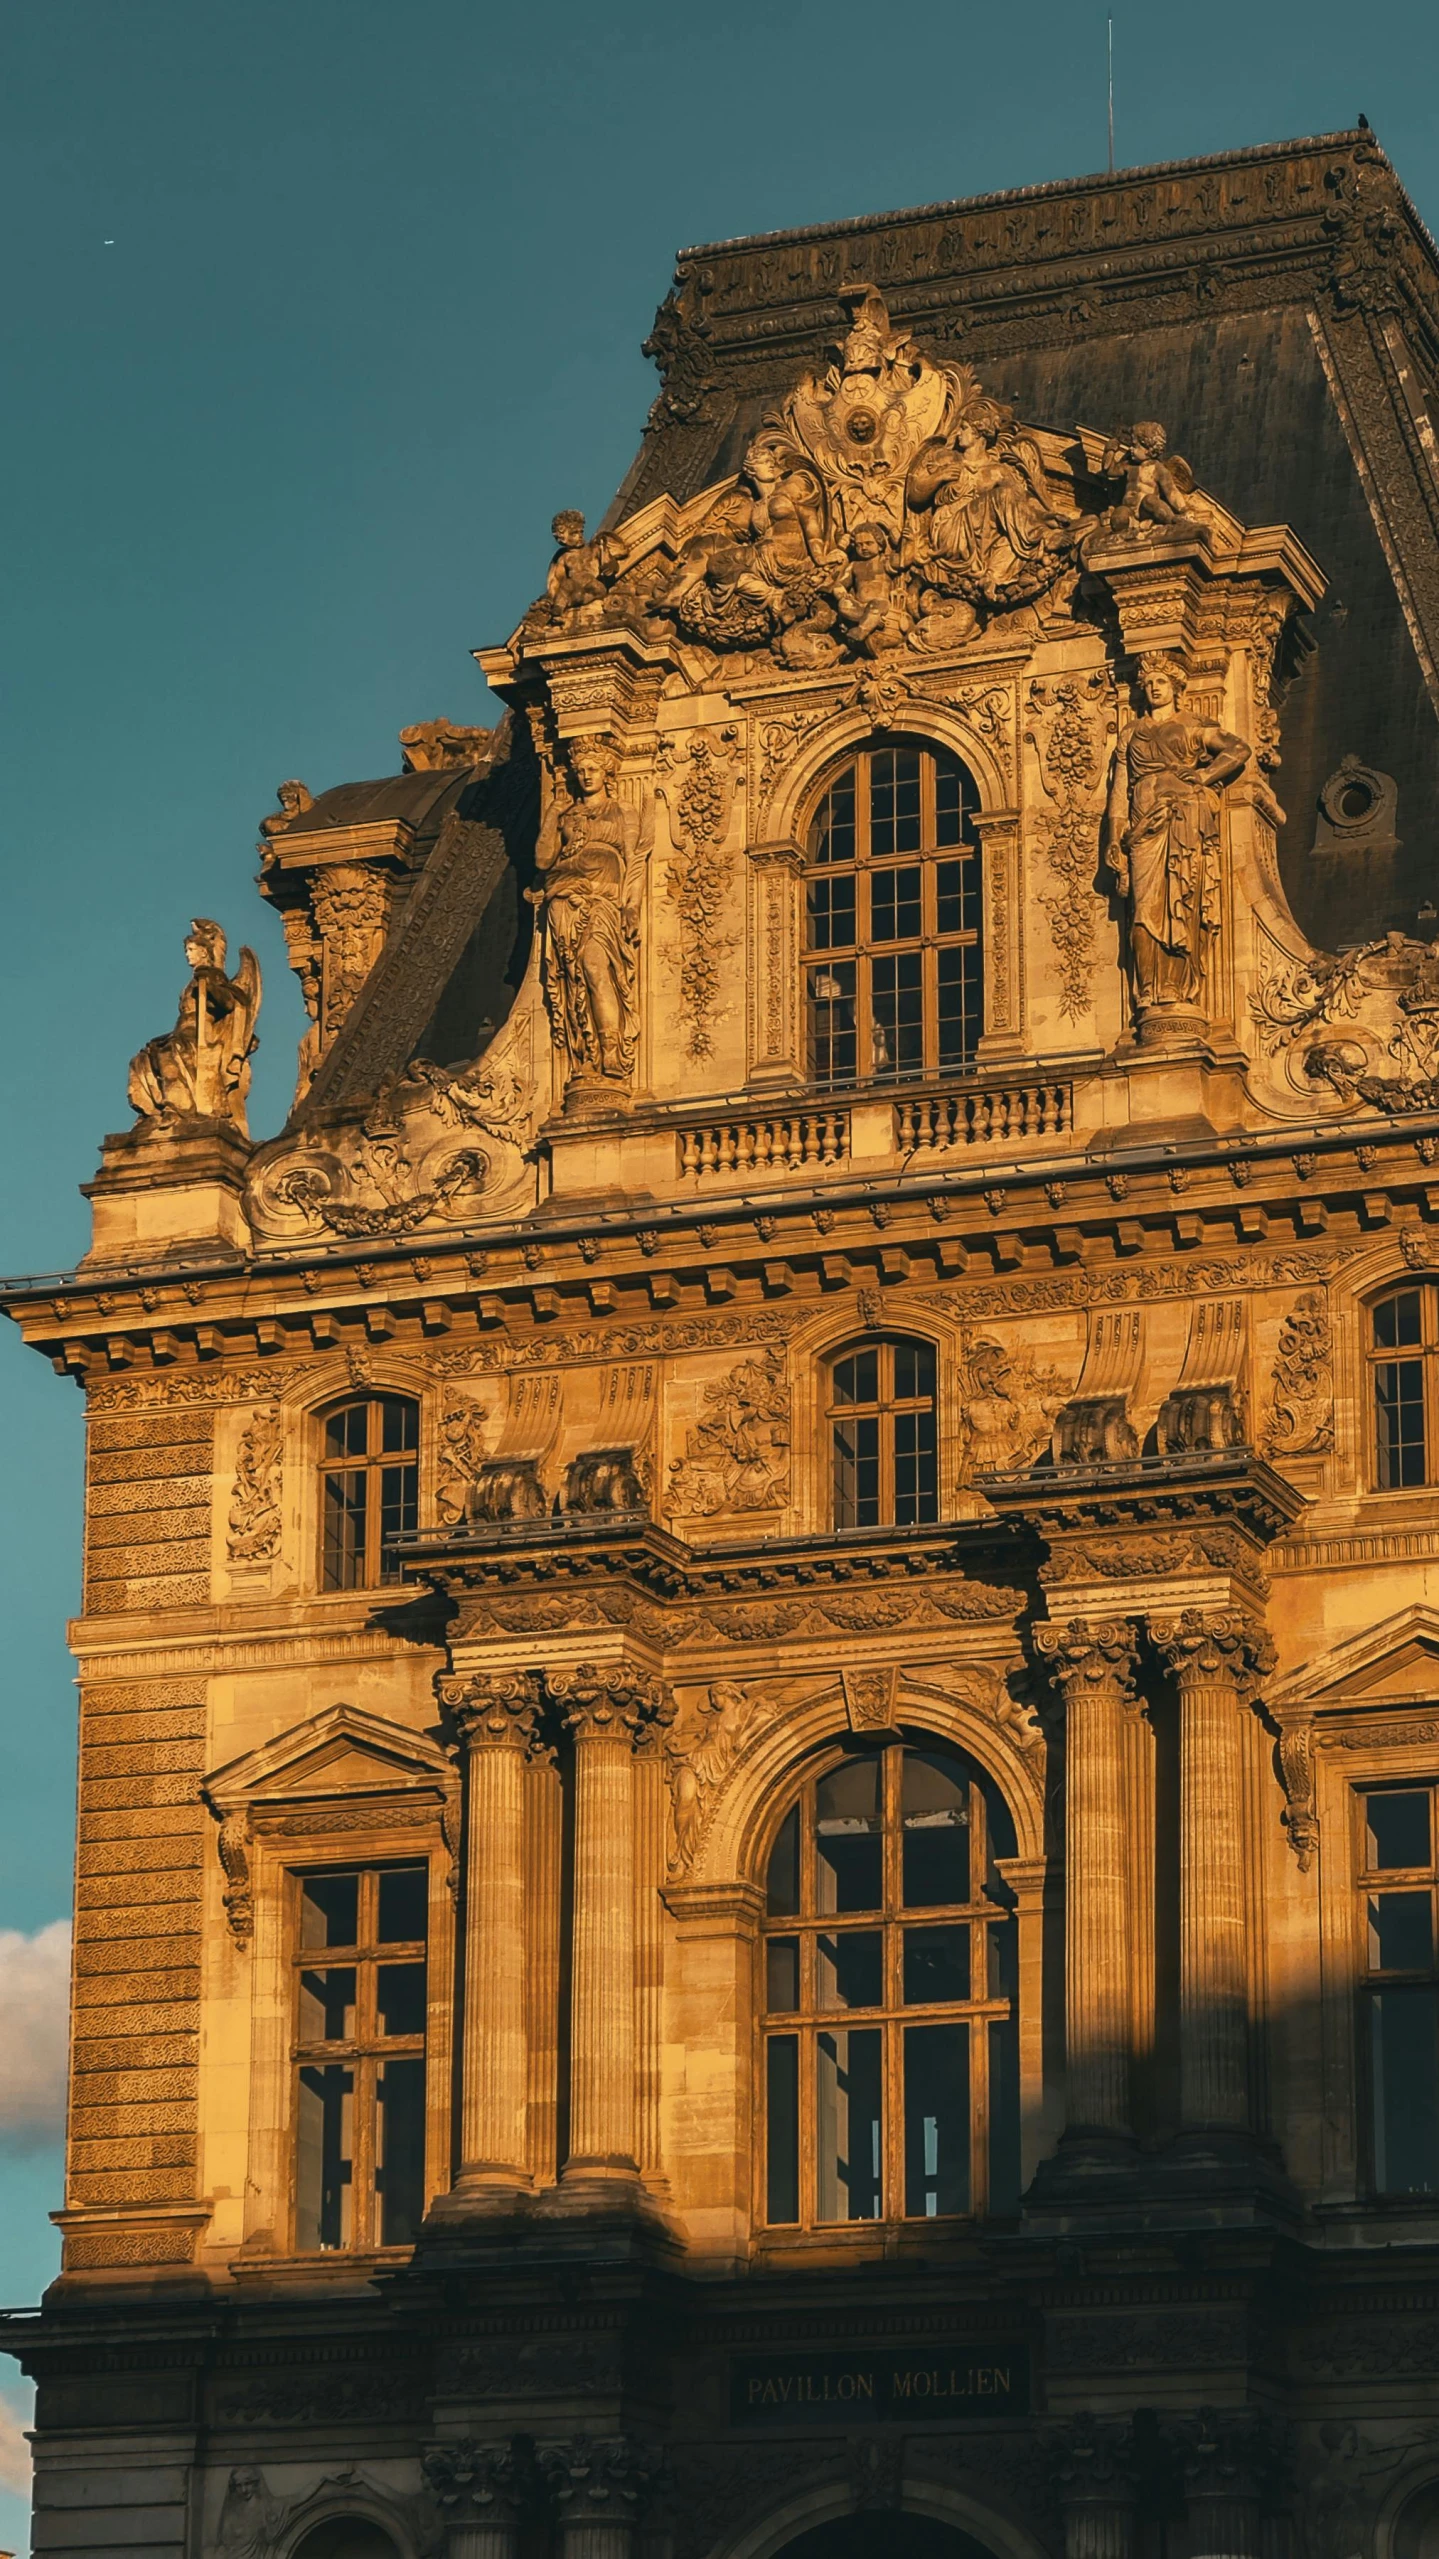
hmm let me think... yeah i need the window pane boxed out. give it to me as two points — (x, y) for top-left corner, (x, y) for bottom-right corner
(807, 959), (857, 1084)
(325, 1402), (368, 1460)
(1368, 1793), (1432, 1872)
(378, 1460), (419, 1581)
(300, 1873), (360, 1950)
(937, 942), (983, 1067)
(296, 2064), (353, 2249)
(870, 949), (923, 1079)
(987, 2016), (1021, 2215)
(808, 874), (856, 951)
(1375, 1289), (1424, 1350)
(1369, 1893), (1434, 1972)
(870, 866), (923, 944)
(870, 749), (922, 855)
(893, 1406), (938, 1526)
(817, 1930), (884, 2009)
(377, 1963), (427, 2038)
(767, 1806), (800, 1916)
(1377, 1359), (1428, 1488)
(902, 1752), (971, 1908)
(891, 1340), (935, 1402)
(903, 2023), (969, 2217)
(375, 2056), (426, 2244)
(903, 1924), (971, 2005)
(322, 1468), (367, 1591)
(815, 1759), (882, 1913)
(1371, 1988), (1439, 2192)
(812, 770), (856, 865)
(816, 2026), (883, 2219)
(936, 855), (980, 936)
(377, 1866), (429, 1945)
(766, 2036), (800, 2222)
(299, 1967), (356, 2043)
(380, 1396), (419, 1454)
(832, 1349), (880, 1406)
(767, 1937), (800, 2011)
(933, 754), (973, 848)
(833, 1414), (881, 1529)
(988, 1916), (1019, 2001)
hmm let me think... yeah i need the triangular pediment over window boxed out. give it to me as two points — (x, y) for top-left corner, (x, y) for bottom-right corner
(204, 1703), (452, 1817)
(1269, 1607), (1439, 1717)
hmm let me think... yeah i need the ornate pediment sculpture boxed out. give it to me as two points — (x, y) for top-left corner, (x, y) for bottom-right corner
(1251, 928), (1439, 1113)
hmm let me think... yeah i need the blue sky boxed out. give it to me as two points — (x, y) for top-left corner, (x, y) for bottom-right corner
(3, 0), (1439, 2538)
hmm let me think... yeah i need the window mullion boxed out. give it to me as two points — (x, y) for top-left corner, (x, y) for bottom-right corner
(352, 2054), (377, 2250)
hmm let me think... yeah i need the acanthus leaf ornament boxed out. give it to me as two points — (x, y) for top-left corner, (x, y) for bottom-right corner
(1263, 1290), (1335, 1458)
(656, 726), (740, 1058)
(226, 1404), (283, 1563)
(1026, 673), (1112, 1019)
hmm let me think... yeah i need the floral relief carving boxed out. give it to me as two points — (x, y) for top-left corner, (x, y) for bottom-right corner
(309, 865), (390, 1037)
(657, 727), (740, 1057)
(1262, 1290), (1334, 1458)
(1025, 674), (1111, 1018)
(226, 1404), (283, 1563)
(250, 1043), (535, 1242)
(667, 1344), (790, 1516)
(1252, 931), (1439, 1113)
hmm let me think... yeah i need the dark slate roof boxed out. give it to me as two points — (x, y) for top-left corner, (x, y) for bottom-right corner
(607, 129), (1439, 951)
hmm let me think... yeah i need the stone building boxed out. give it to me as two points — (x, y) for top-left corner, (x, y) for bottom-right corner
(9, 123), (1439, 2559)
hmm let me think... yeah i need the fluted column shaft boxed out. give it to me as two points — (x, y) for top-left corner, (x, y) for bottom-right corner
(549, 1664), (672, 2182)
(438, 1672), (543, 2195)
(1038, 1621), (1139, 2143)
(1154, 1609), (1274, 2135)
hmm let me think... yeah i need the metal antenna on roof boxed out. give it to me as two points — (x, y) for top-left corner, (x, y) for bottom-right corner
(1107, 17), (1116, 173)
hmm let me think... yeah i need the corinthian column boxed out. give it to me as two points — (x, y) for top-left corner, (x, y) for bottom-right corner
(1152, 1608), (1274, 2137)
(547, 1663), (672, 2185)
(437, 1670), (544, 2199)
(1036, 1620), (1140, 2152)
(424, 2439), (531, 2559)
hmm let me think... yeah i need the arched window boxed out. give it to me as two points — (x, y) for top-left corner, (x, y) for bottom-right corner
(320, 1395), (419, 1589)
(829, 1339), (938, 1528)
(804, 738), (982, 1087)
(762, 1742), (1019, 2229)
(1371, 1284), (1439, 1487)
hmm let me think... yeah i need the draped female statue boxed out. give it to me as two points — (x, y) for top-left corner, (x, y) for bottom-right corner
(534, 741), (642, 1092)
(1106, 655), (1250, 1022)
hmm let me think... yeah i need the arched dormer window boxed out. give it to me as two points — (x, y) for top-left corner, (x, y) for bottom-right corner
(829, 1338), (938, 1529)
(320, 1395), (419, 1590)
(804, 738), (982, 1087)
(762, 1740), (1020, 2228)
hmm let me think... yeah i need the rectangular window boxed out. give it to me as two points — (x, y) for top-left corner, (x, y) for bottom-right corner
(816, 2025), (883, 2220)
(292, 1862), (429, 2252)
(903, 2023), (969, 2217)
(1371, 1288), (1437, 1490)
(1361, 1785), (1439, 2196)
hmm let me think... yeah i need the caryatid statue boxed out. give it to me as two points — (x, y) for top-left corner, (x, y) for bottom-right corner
(127, 918), (261, 1132)
(1105, 655), (1250, 1028)
(533, 739), (645, 1097)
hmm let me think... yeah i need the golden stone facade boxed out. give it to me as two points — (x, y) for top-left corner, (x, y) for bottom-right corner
(10, 126), (1439, 2559)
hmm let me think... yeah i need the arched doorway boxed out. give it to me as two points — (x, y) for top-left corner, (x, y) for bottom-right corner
(1396, 2480), (1439, 2558)
(290, 2523), (402, 2559)
(775, 2520), (1000, 2559)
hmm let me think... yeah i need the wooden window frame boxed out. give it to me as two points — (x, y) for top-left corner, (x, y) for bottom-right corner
(757, 1742), (1018, 2235)
(318, 1393), (420, 1591)
(1369, 1283), (1439, 1491)
(287, 1857), (431, 2256)
(1357, 1779), (1439, 2200)
(827, 1337), (939, 1530)
(802, 738), (983, 1090)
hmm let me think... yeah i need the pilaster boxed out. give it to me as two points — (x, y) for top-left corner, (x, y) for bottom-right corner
(436, 1671), (546, 2207)
(1035, 1619), (1140, 2159)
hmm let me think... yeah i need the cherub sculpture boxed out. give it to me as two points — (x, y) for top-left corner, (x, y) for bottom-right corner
(1096, 420), (1208, 541)
(127, 920), (261, 1132)
(540, 509), (616, 626)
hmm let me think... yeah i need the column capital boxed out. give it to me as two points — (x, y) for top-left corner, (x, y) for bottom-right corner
(424, 2436), (535, 2526)
(438, 1669), (545, 1752)
(547, 1661), (674, 1745)
(1036, 1617), (1139, 1702)
(1046, 2411), (1138, 2509)
(537, 2435), (659, 2529)
(1149, 1606), (1275, 1699)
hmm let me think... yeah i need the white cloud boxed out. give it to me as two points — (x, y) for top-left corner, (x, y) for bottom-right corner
(0, 1921), (70, 2149)
(0, 2390), (31, 2496)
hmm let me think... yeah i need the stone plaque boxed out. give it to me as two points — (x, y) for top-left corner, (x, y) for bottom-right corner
(730, 2342), (1030, 2425)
